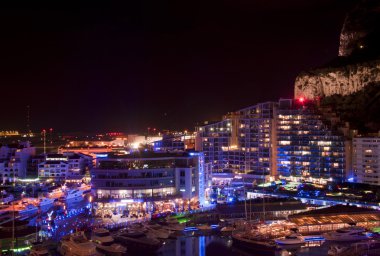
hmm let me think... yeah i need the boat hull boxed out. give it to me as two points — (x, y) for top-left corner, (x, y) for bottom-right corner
(275, 239), (305, 245)
(95, 244), (126, 256)
(324, 235), (369, 242)
(115, 236), (162, 254)
(232, 235), (277, 256)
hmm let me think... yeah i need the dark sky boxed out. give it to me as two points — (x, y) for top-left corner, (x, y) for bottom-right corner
(0, 0), (357, 133)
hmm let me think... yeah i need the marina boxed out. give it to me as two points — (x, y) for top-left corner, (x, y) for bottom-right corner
(0, 193), (379, 256)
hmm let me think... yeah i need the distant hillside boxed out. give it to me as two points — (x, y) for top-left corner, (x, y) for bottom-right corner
(321, 82), (380, 133)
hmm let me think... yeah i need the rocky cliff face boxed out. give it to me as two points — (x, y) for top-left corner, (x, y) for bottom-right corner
(295, 60), (380, 99)
(295, 0), (380, 99)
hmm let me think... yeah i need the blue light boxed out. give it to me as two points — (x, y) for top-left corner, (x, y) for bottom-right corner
(304, 237), (325, 241)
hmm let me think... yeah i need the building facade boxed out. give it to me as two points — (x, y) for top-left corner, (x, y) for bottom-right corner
(196, 99), (347, 184)
(276, 99), (346, 184)
(37, 153), (92, 182)
(91, 152), (210, 216)
(153, 132), (195, 152)
(0, 142), (36, 183)
(196, 102), (276, 179)
(352, 137), (380, 185)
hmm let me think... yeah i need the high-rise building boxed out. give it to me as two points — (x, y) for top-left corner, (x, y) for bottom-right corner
(352, 137), (380, 185)
(276, 99), (346, 184)
(196, 102), (276, 179)
(196, 99), (347, 184)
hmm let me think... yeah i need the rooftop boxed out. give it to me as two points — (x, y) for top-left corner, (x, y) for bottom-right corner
(106, 151), (199, 159)
(288, 205), (380, 226)
(290, 205), (379, 217)
(42, 160), (68, 165)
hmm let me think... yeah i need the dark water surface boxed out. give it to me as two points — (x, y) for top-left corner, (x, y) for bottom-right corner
(134, 235), (332, 256)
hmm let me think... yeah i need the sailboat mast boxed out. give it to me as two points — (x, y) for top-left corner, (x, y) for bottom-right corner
(12, 185), (15, 255)
(243, 177), (247, 220)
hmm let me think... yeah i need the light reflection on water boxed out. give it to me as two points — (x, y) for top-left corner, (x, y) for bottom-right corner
(147, 236), (345, 256)
(156, 236), (235, 256)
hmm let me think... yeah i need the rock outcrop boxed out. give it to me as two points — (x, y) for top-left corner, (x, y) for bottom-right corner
(294, 60), (380, 99)
(295, 0), (380, 100)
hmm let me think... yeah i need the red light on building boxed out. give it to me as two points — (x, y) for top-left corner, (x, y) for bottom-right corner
(298, 97), (305, 103)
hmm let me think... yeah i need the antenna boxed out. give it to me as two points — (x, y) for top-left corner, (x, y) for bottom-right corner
(26, 105), (31, 135)
(42, 129), (46, 154)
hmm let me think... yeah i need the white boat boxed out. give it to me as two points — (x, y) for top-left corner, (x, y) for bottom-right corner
(65, 189), (85, 202)
(58, 231), (99, 256)
(324, 226), (369, 242)
(91, 228), (126, 256)
(38, 198), (55, 208)
(79, 184), (92, 193)
(275, 233), (305, 245)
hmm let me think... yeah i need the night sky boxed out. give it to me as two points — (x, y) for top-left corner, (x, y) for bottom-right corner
(0, 1), (357, 133)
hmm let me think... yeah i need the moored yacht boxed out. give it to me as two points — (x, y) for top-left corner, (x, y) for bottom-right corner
(91, 228), (127, 256)
(64, 189), (85, 202)
(58, 231), (99, 256)
(114, 229), (164, 254)
(232, 232), (278, 256)
(38, 198), (55, 209)
(324, 226), (369, 242)
(95, 243), (126, 256)
(275, 233), (305, 245)
(275, 229), (305, 245)
(91, 228), (114, 245)
(116, 228), (145, 238)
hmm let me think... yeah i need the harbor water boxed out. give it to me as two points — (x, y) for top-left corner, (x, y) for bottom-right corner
(152, 236), (338, 256)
